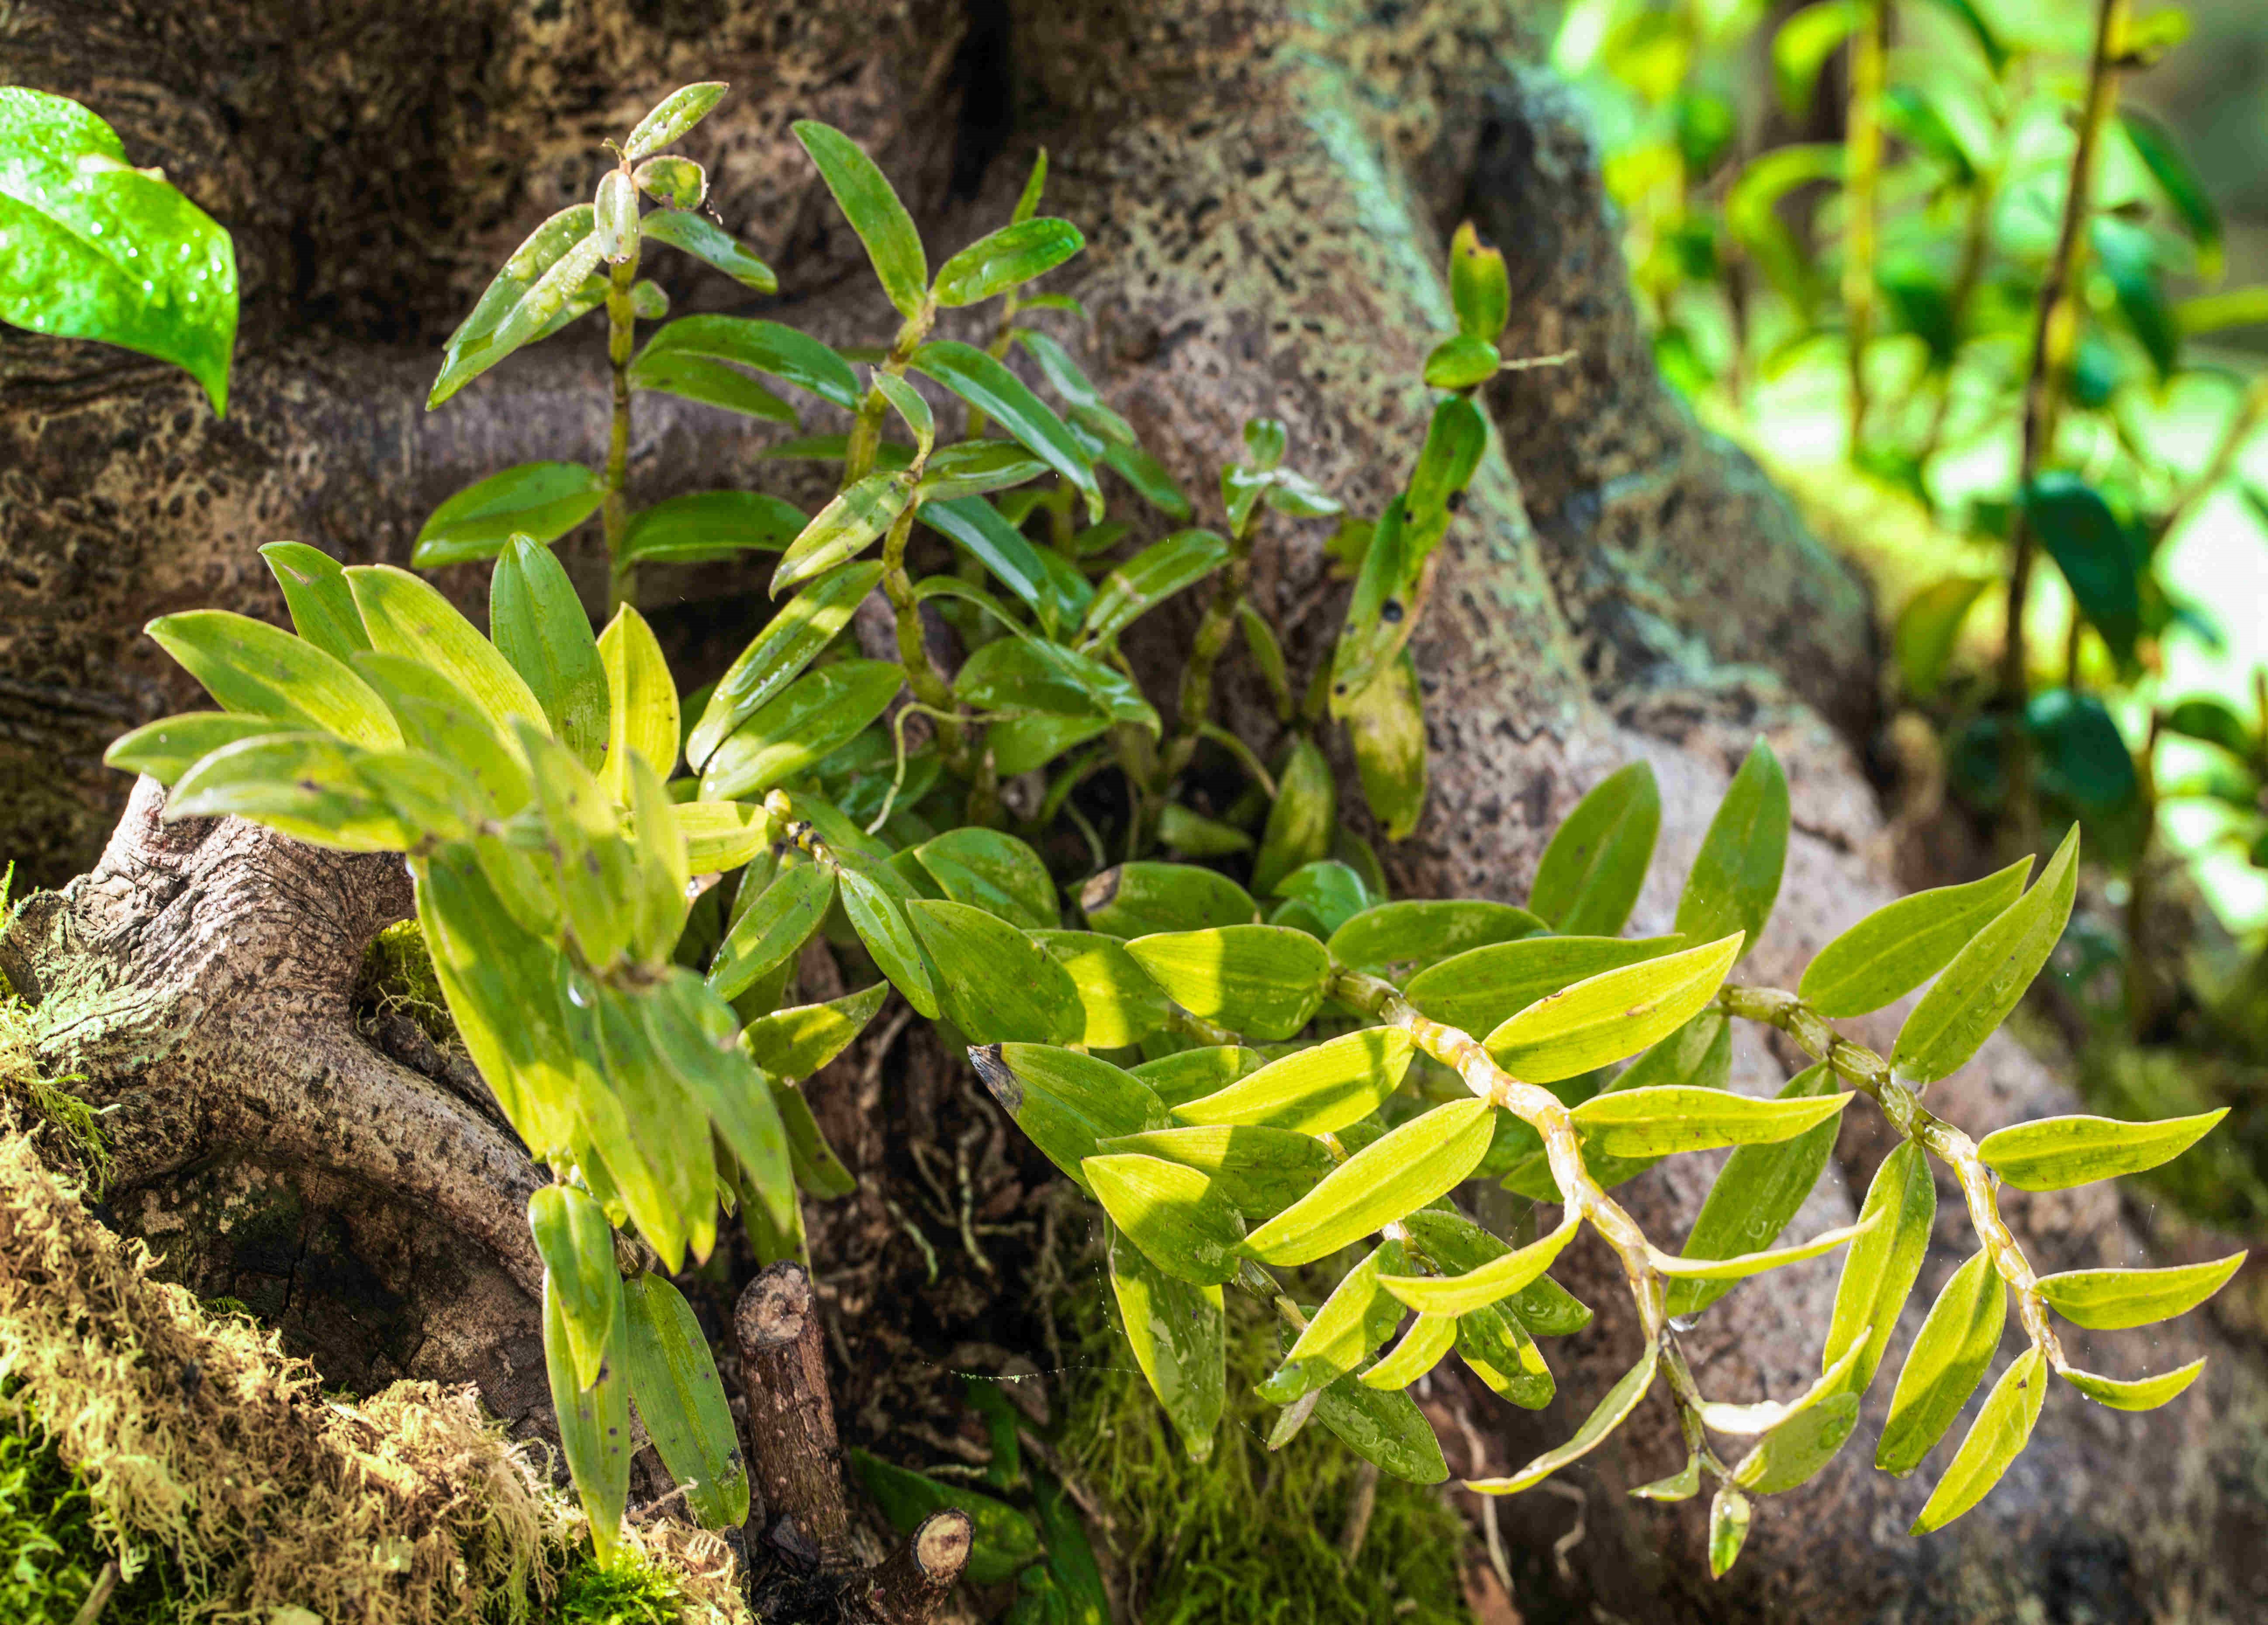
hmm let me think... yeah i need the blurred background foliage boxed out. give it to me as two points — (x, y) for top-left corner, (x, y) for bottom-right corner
(1555, 0), (2268, 1229)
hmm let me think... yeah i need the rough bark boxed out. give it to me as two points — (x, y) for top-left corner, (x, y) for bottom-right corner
(4, 1), (2266, 1621)
(735, 1262), (854, 1566)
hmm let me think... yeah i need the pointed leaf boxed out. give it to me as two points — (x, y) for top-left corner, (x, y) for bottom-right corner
(621, 491), (808, 567)
(1976, 1108), (2228, 1193)
(1172, 1027), (1412, 1135)
(1033, 930), (1173, 1048)
(1649, 1217), (1870, 1282)
(413, 463), (605, 567)
(259, 543), (369, 663)
(974, 1043), (1166, 1193)
(1468, 1348), (1658, 1495)
(1097, 1125), (1337, 1222)
(598, 604), (678, 798)
(915, 827), (1056, 930)
(1823, 1140), (1936, 1397)
(1130, 1046), (1266, 1108)
(1449, 221), (1510, 340)
(528, 1185), (623, 1392)
(1085, 1153), (1247, 1284)
(1327, 900), (1543, 977)
(1345, 648), (1429, 841)
(492, 534), (608, 769)
(1665, 1061), (1839, 1316)
(1909, 1348), (2047, 1534)
(104, 713), (298, 786)
(1877, 1248), (2006, 1474)
(145, 609), (399, 749)
(839, 864), (940, 1019)
(1106, 1222), (1225, 1460)
(1485, 934), (1742, 1084)
(742, 982), (888, 1080)
(912, 339), (1100, 520)
(543, 1276), (631, 1564)
(771, 474), (913, 594)
(906, 899), (1086, 1044)
(1081, 863), (1257, 937)
(1362, 1311), (1459, 1390)
(1675, 739), (1788, 955)
(1729, 1392), (1862, 1494)
(639, 209), (777, 293)
(1381, 1213), (1580, 1316)
(706, 861), (836, 1003)
(1800, 861), (2031, 1017)
(638, 315), (860, 409)
(633, 350), (797, 422)
(1251, 737), (1335, 898)
(1238, 1098), (1495, 1265)
(699, 659), (901, 801)
(2035, 1253), (2246, 1330)
(1405, 934), (1684, 1037)
(1531, 763), (1660, 937)
(347, 565), (547, 737)
(625, 82), (727, 160)
(1082, 529), (1231, 644)
(1893, 826), (2078, 1085)
(1124, 925), (1332, 1042)
(2056, 1357), (2207, 1411)
(1570, 1085), (1851, 1160)
(793, 121), (927, 316)
(1265, 1241), (1411, 1400)
(933, 217), (1084, 306)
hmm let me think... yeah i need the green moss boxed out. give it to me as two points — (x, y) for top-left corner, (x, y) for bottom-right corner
(0, 1396), (184, 1625)
(357, 919), (456, 1047)
(1061, 1286), (1474, 1625)
(546, 1551), (699, 1625)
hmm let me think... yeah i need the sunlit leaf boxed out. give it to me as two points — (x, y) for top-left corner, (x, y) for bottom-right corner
(973, 1043), (1166, 1193)
(1106, 1222), (1225, 1460)
(1086, 1152), (1248, 1284)
(1665, 1062), (1839, 1316)
(1467, 1348), (1657, 1495)
(1822, 1140), (1936, 1398)
(2056, 1356), (2207, 1411)
(1238, 1098), (1495, 1265)
(1975, 1108), (2228, 1193)
(1909, 1348), (2046, 1534)
(1124, 924), (1331, 1041)
(1404, 934), (1683, 1036)
(1799, 860), (2029, 1017)
(1877, 1248), (2005, 1475)
(1531, 761), (1660, 936)
(1570, 1085), (1851, 1160)
(1484, 934), (1742, 1084)
(2034, 1252), (2246, 1330)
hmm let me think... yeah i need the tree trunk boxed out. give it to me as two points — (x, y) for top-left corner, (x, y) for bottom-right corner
(5, 2), (2266, 1621)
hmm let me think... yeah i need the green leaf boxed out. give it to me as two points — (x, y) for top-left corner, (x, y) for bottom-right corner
(1362, 1311), (1459, 1390)
(1423, 334), (1499, 389)
(933, 217), (1084, 306)
(1170, 1027), (1412, 1135)
(1099, 437), (1192, 519)
(1265, 1240), (1411, 1400)
(2035, 1252), (2246, 1330)
(1100, 1124), (1338, 1224)
(434, 216), (602, 407)
(620, 1273), (752, 1528)
(677, 800), (770, 873)
(491, 535), (608, 771)
(741, 983), (886, 1083)
(1632, 1454), (1704, 1502)
(2023, 474), (2141, 663)
(1649, 1217), (1869, 1283)
(906, 899), (1085, 1044)
(347, 565), (548, 738)
(1892, 826), (2078, 1085)
(1344, 649), (1429, 842)
(1729, 1393), (1862, 1495)
(1708, 1486), (1753, 1577)
(2177, 286), (2268, 336)
(1131, 1046), (1266, 1108)
(1086, 1152), (1248, 1284)
(1664, 1062), (1839, 1317)
(1124, 924), (1331, 1041)
(2056, 1357), (2207, 1411)
(1082, 529), (1231, 644)
(1238, 1098), (1495, 1265)
(1531, 762), (1660, 935)
(1877, 1248), (2006, 1474)
(1822, 1140), (1936, 1399)
(847, 1451), (1042, 1586)
(1569, 1085), (1851, 1160)
(1328, 500), (1418, 716)
(528, 1185), (623, 1392)
(1033, 930), (1172, 1048)
(1675, 739), (1788, 955)
(625, 82), (727, 160)
(1456, 1301), (1556, 1409)
(1393, 1211), (1591, 1334)
(974, 1043), (1165, 1192)
(1106, 1223), (1225, 1460)
(1800, 861), (2030, 1018)
(1019, 328), (1136, 445)
(1894, 576), (1992, 700)
(620, 491), (808, 567)
(1266, 861), (1372, 935)
(639, 208), (777, 293)
(1309, 1373), (1450, 1484)
(412, 463), (605, 568)
(1404, 934), (1684, 1037)
(2164, 696), (2254, 759)
(1080, 862), (1256, 937)
(1468, 1348), (1657, 1495)
(1380, 1214), (1579, 1316)
(1158, 804), (1254, 858)
(915, 494), (1054, 615)
(259, 543), (369, 664)
(913, 340), (1101, 520)
(1448, 220), (1510, 340)
(637, 315), (860, 409)
(838, 864), (940, 1019)
(792, 121), (927, 317)
(144, 609), (400, 750)
(699, 659), (901, 801)
(1910, 1348), (2046, 1534)
(915, 828), (1056, 930)
(633, 155), (707, 211)
(598, 604), (679, 798)
(1772, 0), (1867, 115)
(104, 712), (291, 786)
(706, 861), (836, 1003)
(632, 350), (797, 423)
(1405, 398), (1487, 525)
(771, 474), (915, 595)
(648, 968), (795, 1230)
(1327, 900), (1542, 977)
(543, 1275), (631, 1564)
(1726, 145), (1843, 312)
(1484, 934), (1742, 1084)
(1975, 1108), (2228, 1193)
(686, 562), (881, 771)
(915, 440), (1053, 503)
(0, 88), (236, 412)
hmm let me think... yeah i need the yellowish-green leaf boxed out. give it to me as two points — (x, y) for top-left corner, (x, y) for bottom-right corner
(1877, 1248), (2006, 1475)
(1096, 1124), (1336, 1222)
(1649, 1216), (1870, 1282)
(706, 861), (835, 1003)
(1080, 862), (1257, 937)
(1799, 860), (2031, 1018)
(1822, 1139), (1936, 1397)
(145, 609), (400, 750)
(2055, 1356), (2207, 1411)
(1405, 934), (1684, 1038)
(2035, 1252), (2245, 1330)
(1251, 737), (1337, 897)
(1124, 924), (1331, 1041)
(621, 1272), (753, 1528)
(1707, 1485), (1753, 1578)
(598, 605), (678, 799)
(1666, 1061), (1839, 1317)
(741, 982), (888, 1080)
(104, 713), (297, 787)
(973, 1044), (1166, 1194)
(1085, 1152), (1247, 1285)
(543, 1275), (630, 1565)
(1345, 649), (1428, 842)
(1106, 1222), (1225, 1461)
(1362, 1312), (1459, 1390)
(1171, 1027), (1412, 1135)
(1263, 1240), (1410, 1402)
(1976, 1108), (2228, 1193)
(1570, 1085), (1851, 1159)
(1485, 933), (1742, 1084)
(1467, 1347), (1657, 1495)
(1327, 900), (1543, 977)
(676, 799), (771, 875)
(1909, 1347), (2047, 1535)
(348, 565), (547, 740)
(1238, 1098), (1495, 1265)
(700, 659), (902, 802)
(528, 1184), (623, 1392)
(1129, 1045), (1267, 1109)
(687, 562), (882, 770)
(771, 473), (915, 596)
(1728, 1393), (1862, 1495)
(1380, 1213), (1580, 1316)
(1531, 761), (1660, 936)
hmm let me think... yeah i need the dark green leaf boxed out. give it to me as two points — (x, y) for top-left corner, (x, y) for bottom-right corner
(632, 350), (797, 422)
(2023, 473), (2141, 664)
(974, 1043), (1166, 1193)
(639, 208), (777, 292)
(913, 339), (1101, 520)
(933, 217), (1084, 306)
(1308, 1374), (1450, 1484)
(1252, 738), (1337, 897)
(1079, 862), (1257, 937)
(2028, 690), (2139, 816)
(915, 494), (1053, 613)
(707, 861), (836, 1003)
(1675, 738), (1788, 955)
(528, 1184), (623, 1392)
(906, 899), (1085, 1044)
(699, 659), (902, 801)
(848, 1451), (1042, 1586)
(1404, 934), (1684, 1037)
(638, 315), (860, 409)
(1532, 761), (1660, 935)
(1082, 529), (1231, 644)
(688, 562), (882, 770)
(839, 864), (941, 1019)
(1326, 899), (1543, 977)
(916, 827), (1057, 930)
(412, 463), (606, 568)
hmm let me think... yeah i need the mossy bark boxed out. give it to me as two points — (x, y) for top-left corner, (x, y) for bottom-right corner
(3, 1), (2266, 1621)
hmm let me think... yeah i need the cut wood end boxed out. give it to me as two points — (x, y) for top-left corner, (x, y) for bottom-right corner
(736, 1260), (813, 1351)
(913, 1509), (972, 1582)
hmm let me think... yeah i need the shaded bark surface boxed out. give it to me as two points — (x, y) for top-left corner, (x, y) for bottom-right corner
(4, 2), (2266, 1622)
